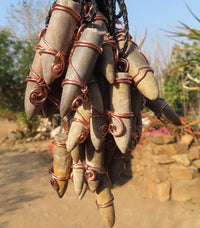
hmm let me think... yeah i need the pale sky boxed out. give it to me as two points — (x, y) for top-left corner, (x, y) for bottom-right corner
(0, 0), (199, 52)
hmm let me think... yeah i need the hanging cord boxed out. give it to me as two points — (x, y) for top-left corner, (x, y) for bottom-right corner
(116, 0), (129, 57)
(93, 0), (129, 56)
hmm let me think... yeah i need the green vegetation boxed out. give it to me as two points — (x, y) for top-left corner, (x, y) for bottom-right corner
(16, 111), (40, 136)
(0, 1), (200, 137)
(162, 4), (200, 117)
(0, 29), (35, 113)
(0, 1), (49, 136)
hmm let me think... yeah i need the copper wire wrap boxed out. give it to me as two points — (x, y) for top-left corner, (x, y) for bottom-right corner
(116, 57), (129, 73)
(47, 94), (60, 106)
(116, 24), (155, 86)
(83, 161), (112, 185)
(106, 111), (134, 137)
(36, 3), (81, 79)
(49, 168), (70, 191)
(70, 110), (90, 143)
(51, 138), (66, 148)
(90, 112), (109, 137)
(96, 195), (114, 209)
(106, 138), (117, 151)
(36, 35), (65, 79)
(72, 161), (111, 185)
(113, 76), (132, 84)
(94, 15), (108, 26)
(62, 39), (103, 111)
(70, 163), (85, 182)
(83, 2), (94, 19)
(132, 66), (154, 87)
(51, 3), (81, 23)
(26, 65), (49, 106)
(73, 41), (103, 55)
(128, 132), (138, 151)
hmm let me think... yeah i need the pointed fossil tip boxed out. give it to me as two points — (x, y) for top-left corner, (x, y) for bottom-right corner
(78, 188), (87, 200)
(78, 194), (84, 200)
(57, 190), (66, 198)
(25, 110), (36, 120)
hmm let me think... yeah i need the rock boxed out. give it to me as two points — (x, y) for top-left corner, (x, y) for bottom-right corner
(37, 118), (52, 133)
(147, 180), (171, 202)
(188, 147), (200, 161)
(174, 142), (188, 154)
(143, 165), (169, 184)
(152, 143), (187, 156)
(193, 160), (200, 169)
(26, 138), (32, 143)
(142, 117), (150, 127)
(34, 133), (43, 140)
(169, 164), (196, 180)
(180, 134), (194, 147)
(171, 154), (191, 167)
(157, 181), (171, 202)
(148, 133), (175, 145)
(152, 155), (175, 165)
(171, 178), (200, 202)
(152, 144), (176, 155)
(8, 131), (18, 141)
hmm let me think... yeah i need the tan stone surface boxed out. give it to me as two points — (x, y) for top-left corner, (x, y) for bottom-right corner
(171, 178), (200, 202)
(171, 154), (191, 167)
(180, 134), (194, 147)
(193, 159), (200, 169)
(169, 164), (196, 180)
(152, 155), (175, 165)
(148, 134), (175, 145)
(157, 181), (171, 202)
(188, 147), (200, 161)
(152, 143), (187, 156)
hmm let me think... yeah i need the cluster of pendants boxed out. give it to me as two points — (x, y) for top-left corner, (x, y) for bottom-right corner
(24, 1), (181, 227)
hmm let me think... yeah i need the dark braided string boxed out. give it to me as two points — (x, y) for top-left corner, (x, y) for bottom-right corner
(95, 0), (129, 56)
(108, 0), (116, 37)
(116, 0), (123, 19)
(87, 0), (98, 23)
(117, 0), (129, 56)
(43, 0), (129, 55)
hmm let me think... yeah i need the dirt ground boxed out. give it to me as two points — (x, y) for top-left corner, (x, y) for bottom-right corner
(1, 119), (200, 228)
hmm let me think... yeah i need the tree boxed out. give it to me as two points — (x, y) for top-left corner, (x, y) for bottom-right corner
(7, 0), (50, 42)
(162, 4), (200, 117)
(0, 29), (35, 112)
(0, 1), (51, 115)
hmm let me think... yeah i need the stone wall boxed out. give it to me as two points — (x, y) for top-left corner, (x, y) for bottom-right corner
(130, 133), (200, 202)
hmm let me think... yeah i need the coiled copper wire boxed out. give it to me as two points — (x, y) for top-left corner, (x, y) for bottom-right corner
(62, 36), (103, 112)
(106, 111), (134, 137)
(70, 110), (90, 144)
(26, 65), (49, 106)
(96, 195), (114, 209)
(49, 168), (70, 191)
(36, 3), (82, 79)
(51, 3), (81, 23)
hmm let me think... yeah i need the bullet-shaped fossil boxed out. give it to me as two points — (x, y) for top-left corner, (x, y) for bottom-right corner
(50, 133), (71, 198)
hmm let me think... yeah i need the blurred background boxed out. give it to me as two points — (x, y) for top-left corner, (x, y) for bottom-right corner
(0, 1), (200, 228)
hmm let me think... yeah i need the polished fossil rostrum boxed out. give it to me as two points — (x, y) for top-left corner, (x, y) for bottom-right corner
(24, 1), (181, 227)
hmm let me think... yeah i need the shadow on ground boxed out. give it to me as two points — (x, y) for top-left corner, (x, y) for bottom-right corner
(0, 144), (52, 227)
